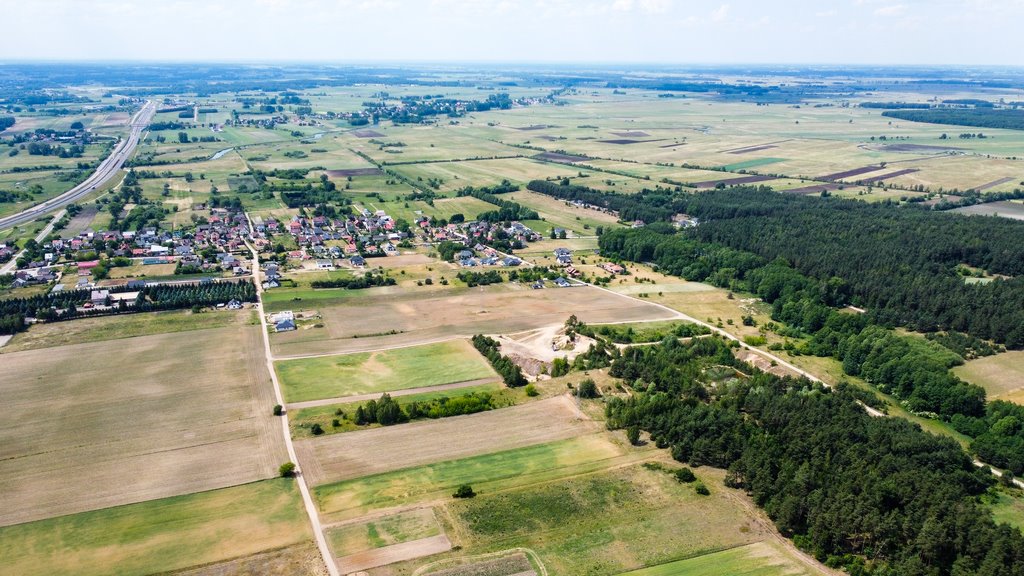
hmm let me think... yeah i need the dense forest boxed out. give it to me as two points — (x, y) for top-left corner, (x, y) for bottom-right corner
(597, 188), (1024, 472)
(882, 108), (1024, 130)
(604, 336), (1024, 575)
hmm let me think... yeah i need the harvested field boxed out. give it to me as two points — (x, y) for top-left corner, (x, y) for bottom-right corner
(972, 176), (1015, 191)
(297, 396), (599, 488)
(352, 129), (385, 138)
(271, 283), (676, 358)
(336, 534), (452, 573)
(0, 308), (252, 353)
(275, 339), (496, 403)
(689, 174), (775, 188)
(0, 479), (311, 576)
(171, 543), (326, 576)
(818, 165), (883, 181)
(729, 144), (778, 154)
(612, 131), (651, 138)
(533, 151), (589, 163)
(720, 140), (790, 153)
(0, 325), (287, 526)
(598, 139), (667, 145)
(873, 143), (963, 153)
(781, 183), (840, 195)
(862, 168), (920, 181)
(326, 168), (382, 177)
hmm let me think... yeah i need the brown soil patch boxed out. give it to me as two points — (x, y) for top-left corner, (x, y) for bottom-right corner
(337, 535), (452, 573)
(294, 396), (598, 486)
(170, 543), (327, 576)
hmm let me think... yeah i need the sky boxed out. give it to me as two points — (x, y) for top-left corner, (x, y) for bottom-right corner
(0, 0), (1022, 65)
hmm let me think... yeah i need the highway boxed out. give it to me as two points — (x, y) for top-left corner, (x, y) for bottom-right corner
(0, 100), (156, 232)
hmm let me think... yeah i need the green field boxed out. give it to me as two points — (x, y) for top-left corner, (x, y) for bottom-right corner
(619, 541), (817, 576)
(440, 465), (771, 575)
(326, 508), (441, 557)
(0, 309), (254, 353)
(0, 479), (310, 576)
(263, 285), (363, 313)
(988, 488), (1024, 531)
(275, 339), (496, 402)
(314, 435), (631, 520)
(719, 157), (786, 172)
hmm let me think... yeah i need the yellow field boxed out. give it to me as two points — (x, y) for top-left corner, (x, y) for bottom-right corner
(0, 325), (287, 526)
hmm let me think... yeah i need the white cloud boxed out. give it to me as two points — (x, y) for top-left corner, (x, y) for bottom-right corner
(874, 3), (906, 16)
(710, 3), (729, 21)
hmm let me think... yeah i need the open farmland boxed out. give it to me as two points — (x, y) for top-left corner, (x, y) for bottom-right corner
(619, 541), (821, 576)
(0, 308), (253, 353)
(271, 283), (678, 358)
(275, 339), (497, 403)
(0, 325), (287, 526)
(312, 434), (630, 521)
(0, 479), (311, 576)
(299, 395), (599, 493)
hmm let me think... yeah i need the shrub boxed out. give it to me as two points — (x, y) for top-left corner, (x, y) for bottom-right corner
(272, 404), (283, 416)
(674, 467), (696, 483)
(577, 378), (600, 399)
(525, 384), (539, 397)
(279, 462), (296, 477)
(694, 481), (710, 495)
(627, 425), (641, 446)
(311, 423), (324, 435)
(453, 484), (476, 498)
(332, 419), (341, 427)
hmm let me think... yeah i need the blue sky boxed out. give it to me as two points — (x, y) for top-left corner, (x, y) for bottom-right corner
(0, 0), (1021, 65)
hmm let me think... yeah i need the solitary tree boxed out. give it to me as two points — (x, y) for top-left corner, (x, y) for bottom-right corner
(279, 462), (296, 477)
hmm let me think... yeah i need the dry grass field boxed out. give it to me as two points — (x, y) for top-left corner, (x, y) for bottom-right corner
(0, 309), (254, 354)
(0, 325), (287, 526)
(296, 395), (599, 488)
(953, 351), (1024, 404)
(271, 283), (677, 358)
(0, 479), (312, 576)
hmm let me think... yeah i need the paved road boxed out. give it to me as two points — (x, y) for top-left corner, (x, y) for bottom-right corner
(0, 101), (156, 232)
(244, 215), (340, 576)
(0, 209), (65, 275)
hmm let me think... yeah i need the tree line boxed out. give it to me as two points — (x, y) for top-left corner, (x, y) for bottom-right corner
(882, 108), (1024, 131)
(471, 334), (528, 387)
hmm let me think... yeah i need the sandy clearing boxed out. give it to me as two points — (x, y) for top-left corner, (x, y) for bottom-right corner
(0, 326), (288, 527)
(272, 284), (676, 358)
(336, 534), (452, 573)
(295, 396), (599, 487)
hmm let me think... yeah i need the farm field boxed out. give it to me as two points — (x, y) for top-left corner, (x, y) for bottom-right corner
(297, 395), (599, 489)
(270, 282), (677, 358)
(618, 540), (822, 576)
(953, 351), (1024, 404)
(0, 308), (254, 353)
(326, 507), (442, 558)
(312, 434), (625, 521)
(275, 339), (497, 403)
(0, 325), (287, 526)
(0, 479), (311, 576)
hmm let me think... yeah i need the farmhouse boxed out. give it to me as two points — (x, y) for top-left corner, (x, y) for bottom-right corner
(600, 262), (626, 275)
